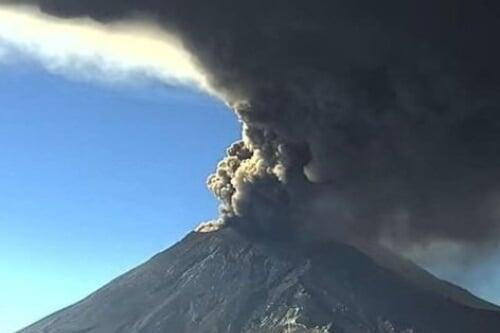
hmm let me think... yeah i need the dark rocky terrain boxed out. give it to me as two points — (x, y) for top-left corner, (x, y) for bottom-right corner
(18, 228), (500, 333)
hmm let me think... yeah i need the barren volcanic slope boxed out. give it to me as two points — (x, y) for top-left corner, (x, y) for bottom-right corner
(19, 228), (500, 333)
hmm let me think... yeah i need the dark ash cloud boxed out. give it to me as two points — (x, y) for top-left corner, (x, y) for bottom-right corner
(9, 0), (500, 249)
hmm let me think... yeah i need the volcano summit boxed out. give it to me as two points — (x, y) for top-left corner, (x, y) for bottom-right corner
(18, 228), (500, 333)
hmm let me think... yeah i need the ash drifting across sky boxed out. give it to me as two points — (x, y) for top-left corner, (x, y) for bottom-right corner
(4, 0), (500, 250)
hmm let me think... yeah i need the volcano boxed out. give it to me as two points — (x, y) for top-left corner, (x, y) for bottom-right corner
(18, 228), (500, 333)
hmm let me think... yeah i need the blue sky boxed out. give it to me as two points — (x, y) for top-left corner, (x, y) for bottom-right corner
(0, 63), (238, 333)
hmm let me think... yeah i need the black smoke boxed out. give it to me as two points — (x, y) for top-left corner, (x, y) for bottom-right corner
(9, 0), (500, 249)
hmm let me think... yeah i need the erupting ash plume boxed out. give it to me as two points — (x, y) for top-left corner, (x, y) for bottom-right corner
(4, 0), (500, 251)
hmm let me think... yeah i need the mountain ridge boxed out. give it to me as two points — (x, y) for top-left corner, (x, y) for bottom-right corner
(18, 228), (500, 333)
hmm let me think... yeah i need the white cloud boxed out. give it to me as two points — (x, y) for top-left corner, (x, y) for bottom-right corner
(0, 5), (212, 92)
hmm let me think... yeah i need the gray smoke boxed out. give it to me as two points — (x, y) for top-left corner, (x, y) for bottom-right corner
(8, 0), (500, 250)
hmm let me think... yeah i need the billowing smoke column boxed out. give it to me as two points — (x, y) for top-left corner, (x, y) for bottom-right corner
(7, 0), (500, 249)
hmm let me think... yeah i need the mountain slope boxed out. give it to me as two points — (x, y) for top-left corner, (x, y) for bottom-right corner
(355, 242), (500, 312)
(18, 228), (500, 333)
